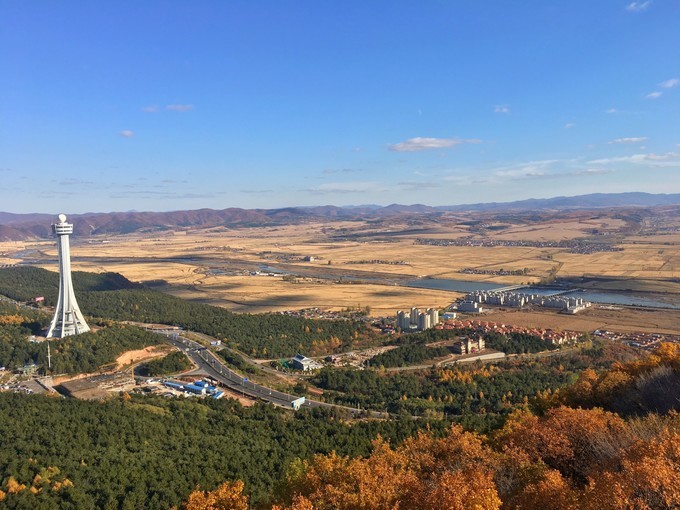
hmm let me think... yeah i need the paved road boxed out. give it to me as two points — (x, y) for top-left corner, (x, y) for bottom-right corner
(161, 332), (387, 417)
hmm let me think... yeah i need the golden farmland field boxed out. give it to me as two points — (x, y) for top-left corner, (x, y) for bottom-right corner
(2, 209), (679, 318)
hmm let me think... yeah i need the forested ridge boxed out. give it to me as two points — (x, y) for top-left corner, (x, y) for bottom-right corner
(181, 342), (680, 510)
(0, 394), (446, 509)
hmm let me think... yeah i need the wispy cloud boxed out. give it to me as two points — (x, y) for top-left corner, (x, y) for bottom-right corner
(305, 181), (387, 194)
(626, 1), (651, 12)
(646, 91), (662, 99)
(57, 178), (95, 186)
(606, 108), (618, 114)
(240, 189), (274, 194)
(108, 190), (223, 200)
(141, 105), (158, 113)
(322, 168), (362, 175)
(166, 104), (194, 112)
(573, 168), (613, 176)
(493, 164), (553, 179)
(610, 136), (647, 144)
(660, 78), (679, 89)
(493, 105), (510, 114)
(564, 123), (575, 129)
(389, 137), (481, 152)
(397, 181), (440, 191)
(588, 152), (680, 165)
(119, 130), (135, 138)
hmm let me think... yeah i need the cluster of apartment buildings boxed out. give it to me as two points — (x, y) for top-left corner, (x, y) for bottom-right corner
(460, 291), (591, 314)
(396, 307), (440, 332)
(435, 319), (581, 345)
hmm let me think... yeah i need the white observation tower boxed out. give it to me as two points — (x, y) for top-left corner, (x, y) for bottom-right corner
(47, 213), (90, 338)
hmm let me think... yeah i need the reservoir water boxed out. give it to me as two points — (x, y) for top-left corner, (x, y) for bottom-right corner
(404, 278), (680, 309)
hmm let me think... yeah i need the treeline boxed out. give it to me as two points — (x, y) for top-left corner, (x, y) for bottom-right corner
(0, 394), (447, 509)
(138, 351), (192, 377)
(483, 331), (559, 354)
(0, 267), (377, 358)
(394, 327), (557, 355)
(369, 344), (451, 368)
(80, 289), (375, 358)
(0, 266), (140, 304)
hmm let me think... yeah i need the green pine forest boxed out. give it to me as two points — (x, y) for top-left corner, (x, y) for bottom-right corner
(0, 265), (667, 509)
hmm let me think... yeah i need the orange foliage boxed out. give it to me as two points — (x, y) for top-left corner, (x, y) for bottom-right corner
(0, 314), (25, 325)
(563, 342), (680, 411)
(582, 430), (680, 510)
(276, 427), (501, 510)
(497, 406), (628, 483)
(182, 480), (249, 510)
(436, 365), (497, 384)
(513, 469), (580, 510)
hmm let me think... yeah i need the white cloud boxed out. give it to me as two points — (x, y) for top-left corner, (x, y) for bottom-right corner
(610, 136), (648, 144)
(493, 105), (510, 114)
(660, 78), (679, 88)
(142, 105), (158, 113)
(388, 137), (481, 152)
(119, 130), (135, 138)
(606, 108), (618, 114)
(626, 1), (651, 11)
(564, 123), (575, 129)
(646, 91), (662, 99)
(166, 104), (194, 112)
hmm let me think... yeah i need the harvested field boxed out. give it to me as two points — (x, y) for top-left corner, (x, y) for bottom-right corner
(3, 208), (678, 318)
(485, 306), (680, 335)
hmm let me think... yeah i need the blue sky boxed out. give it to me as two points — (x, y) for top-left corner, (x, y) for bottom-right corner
(1, 1), (679, 213)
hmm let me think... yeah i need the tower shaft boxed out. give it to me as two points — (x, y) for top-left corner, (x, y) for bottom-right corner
(47, 215), (90, 338)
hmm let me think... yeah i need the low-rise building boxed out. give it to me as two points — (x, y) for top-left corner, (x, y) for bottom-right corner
(452, 336), (486, 355)
(291, 354), (323, 372)
(458, 301), (483, 313)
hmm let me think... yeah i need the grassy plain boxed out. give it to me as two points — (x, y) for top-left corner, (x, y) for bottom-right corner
(1, 209), (679, 319)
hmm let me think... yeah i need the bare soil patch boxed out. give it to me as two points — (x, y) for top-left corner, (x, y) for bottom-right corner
(115, 345), (174, 370)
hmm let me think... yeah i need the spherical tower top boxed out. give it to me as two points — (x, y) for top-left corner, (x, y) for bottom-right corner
(58, 213), (67, 223)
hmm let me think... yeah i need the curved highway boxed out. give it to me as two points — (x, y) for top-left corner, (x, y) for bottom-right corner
(161, 332), (387, 418)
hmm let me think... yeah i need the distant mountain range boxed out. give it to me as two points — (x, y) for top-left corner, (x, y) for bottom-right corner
(1, 192), (679, 241)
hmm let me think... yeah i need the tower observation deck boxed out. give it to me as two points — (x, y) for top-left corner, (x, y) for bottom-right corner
(46, 214), (90, 338)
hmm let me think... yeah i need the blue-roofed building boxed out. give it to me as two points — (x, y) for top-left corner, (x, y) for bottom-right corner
(184, 383), (207, 395)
